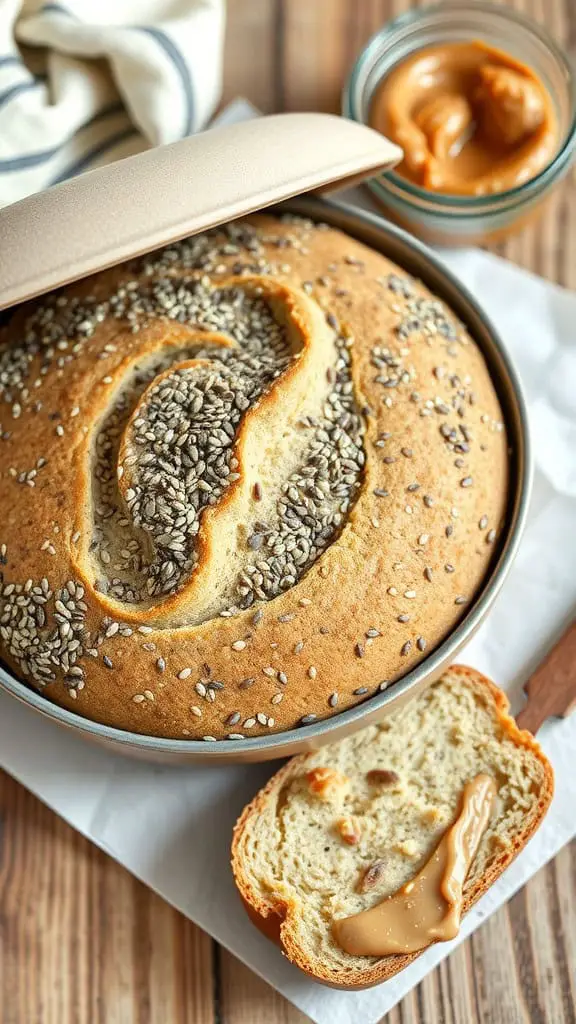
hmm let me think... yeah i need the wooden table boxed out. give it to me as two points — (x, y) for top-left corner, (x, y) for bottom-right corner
(1, 2), (575, 1021)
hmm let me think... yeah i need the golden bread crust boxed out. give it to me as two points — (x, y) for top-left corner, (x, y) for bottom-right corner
(0, 215), (507, 738)
(230, 665), (554, 988)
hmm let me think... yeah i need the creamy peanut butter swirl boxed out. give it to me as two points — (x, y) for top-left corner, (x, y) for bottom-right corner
(371, 41), (558, 197)
(333, 773), (496, 956)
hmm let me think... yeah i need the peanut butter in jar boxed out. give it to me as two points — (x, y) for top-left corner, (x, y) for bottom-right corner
(370, 40), (559, 197)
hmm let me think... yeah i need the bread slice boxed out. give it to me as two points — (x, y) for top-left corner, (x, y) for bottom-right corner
(231, 666), (553, 989)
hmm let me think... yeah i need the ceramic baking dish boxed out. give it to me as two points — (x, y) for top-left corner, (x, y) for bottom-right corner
(0, 113), (531, 762)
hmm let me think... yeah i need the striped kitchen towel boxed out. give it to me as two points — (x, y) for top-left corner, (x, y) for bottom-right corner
(0, 0), (225, 207)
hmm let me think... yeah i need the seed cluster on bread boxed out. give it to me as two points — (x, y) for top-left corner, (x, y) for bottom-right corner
(231, 666), (553, 988)
(0, 214), (507, 738)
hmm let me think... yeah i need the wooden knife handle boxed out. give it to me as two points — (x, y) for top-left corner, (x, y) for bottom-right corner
(516, 619), (576, 734)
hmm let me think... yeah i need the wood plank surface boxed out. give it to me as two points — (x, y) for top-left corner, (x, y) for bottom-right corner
(0, 771), (573, 1024)
(1, 1), (575, 1022)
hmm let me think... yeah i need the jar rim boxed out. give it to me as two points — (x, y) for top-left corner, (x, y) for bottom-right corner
(343, 0), (576, 212)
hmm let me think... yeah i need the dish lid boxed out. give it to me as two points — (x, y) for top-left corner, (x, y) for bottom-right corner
(0, 112), (401, 311)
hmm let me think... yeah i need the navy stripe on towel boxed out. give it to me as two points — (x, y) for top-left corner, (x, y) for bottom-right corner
(137, 26), (195, 136)
(0, 101), (125, 172)
(0, 77), (47, 112)
(49, 126), (140, 184)
(0, 56), (24, 69)
(39, 3), (79, 17)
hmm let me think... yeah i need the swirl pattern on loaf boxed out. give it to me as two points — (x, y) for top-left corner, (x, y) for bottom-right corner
(81, 275), (365, 626)
(0, 215), (508, 739)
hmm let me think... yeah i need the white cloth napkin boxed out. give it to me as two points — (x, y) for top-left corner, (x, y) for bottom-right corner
(0, 0), (224, 206)
(0, 100), (575, 1024)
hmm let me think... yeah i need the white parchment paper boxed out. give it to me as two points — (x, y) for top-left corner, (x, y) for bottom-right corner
(0, 100), (574, 1024)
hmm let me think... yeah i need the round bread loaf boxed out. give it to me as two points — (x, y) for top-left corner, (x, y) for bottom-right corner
(0, 214), (508, 739)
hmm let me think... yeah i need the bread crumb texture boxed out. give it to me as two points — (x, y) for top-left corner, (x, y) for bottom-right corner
(232, 667), (553, 987)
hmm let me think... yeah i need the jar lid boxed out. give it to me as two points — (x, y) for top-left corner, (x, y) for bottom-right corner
(0, 113), (401, 310)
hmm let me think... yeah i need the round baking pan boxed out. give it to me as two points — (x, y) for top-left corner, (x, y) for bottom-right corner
(0, 197), (531, 763)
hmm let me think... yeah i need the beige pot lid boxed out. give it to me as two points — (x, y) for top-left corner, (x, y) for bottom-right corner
(0, 113), (401, 311)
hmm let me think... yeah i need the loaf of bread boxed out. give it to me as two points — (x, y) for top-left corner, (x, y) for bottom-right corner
(231, 666), (553, 987)
(0, 214), (508, 738)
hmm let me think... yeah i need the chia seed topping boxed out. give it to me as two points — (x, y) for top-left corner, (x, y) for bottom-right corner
(0, 214), (506, 737)
(85, 277), (365, 611)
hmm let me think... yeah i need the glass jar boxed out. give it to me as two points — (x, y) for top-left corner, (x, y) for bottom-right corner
(343, 2), (576, 246)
